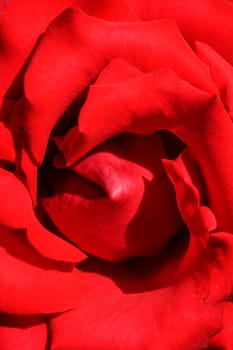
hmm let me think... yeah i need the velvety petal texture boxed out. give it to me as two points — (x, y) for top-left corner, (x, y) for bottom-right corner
(0, 0), (81, 103)
(0, 315), (48, 350)
(49, 232), (233, 350)
(128, 0), (233, 64)
(0, 168), (86, 264)
(0, 224), (89, 314)
(1, 0), (233, 349)
(20, 7), (215, 165)
(42, 133), (183, 261)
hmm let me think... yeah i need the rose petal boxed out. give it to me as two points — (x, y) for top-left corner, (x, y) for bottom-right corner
(20, 148), (38, 204)
(162, 157), (200, 222)
(128, 0), (233, 65)
(76, 0), (139, 20)
(42, 133), (182, 262)
(163, 156), (217, 239)
(0, 225), (87, 314)
(210, 302), (233, 349)
(0, 315), (48, 350)
(49, 232), (233, 350)
(186, 98), (233, 233)
(0, 0), (80, 103)
(21, 7), (215, 164)
(59, 69), (212, 165)
(0, 97), (15, 123)
(95, 58), (142, 84)
(45, 150), (212, 292)
(0, 168), (86, 263)
(195, 41), (233, 120)
(0, 122), (16, 163)
(59, 65), (233, 233)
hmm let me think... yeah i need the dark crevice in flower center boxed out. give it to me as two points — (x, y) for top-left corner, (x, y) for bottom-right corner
(78, 225), (190, 293)
(157, 129), (186, 159)
(37, 132), (185, 262)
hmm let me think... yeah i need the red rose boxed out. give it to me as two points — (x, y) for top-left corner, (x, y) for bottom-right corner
(1, 0), (233, 349)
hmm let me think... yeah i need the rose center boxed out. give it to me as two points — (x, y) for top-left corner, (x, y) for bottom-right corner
(39, 132), (184, 262)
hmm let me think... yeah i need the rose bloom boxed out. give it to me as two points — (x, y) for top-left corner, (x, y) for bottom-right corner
(1, 0), (233, 349)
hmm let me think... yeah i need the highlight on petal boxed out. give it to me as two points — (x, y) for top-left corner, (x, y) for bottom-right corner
(0, 168), (86, 264)
(0, 314), (48, 350)
(21, 7), (215, 165)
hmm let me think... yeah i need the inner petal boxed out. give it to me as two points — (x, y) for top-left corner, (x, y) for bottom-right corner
(40, 133), (183, 262)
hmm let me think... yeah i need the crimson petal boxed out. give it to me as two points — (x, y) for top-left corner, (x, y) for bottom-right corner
(59, 69), (212, 165)
(0, 122), (16, 163)
(0, 315), (48, 350)
(0, 225), (88, 314)
(196, 41), (233, 120)
(49, 232), (233, 350)
(76, 0), (139, 20)
(20, 7), (215, 165)
(210, 302), (233, 349)
(128, 0), (233, 65)
(0, 168), (86, 264)
(0, 0), (80, 103)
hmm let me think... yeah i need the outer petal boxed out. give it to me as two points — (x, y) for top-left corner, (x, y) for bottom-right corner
(48, 155), (233, 348)
(0, 315), (48, 350)
(58, 66), (233, 234)
(0, 168), (86, 264)
(128, 0), (233, 65)
(0, 225), (88, 314)
(0, 0), (80, 103)
(19, 7), (215, 165)
(58, 69), (212, 165)
(42, 59), (182, 262)
(49, 232), (233, 350)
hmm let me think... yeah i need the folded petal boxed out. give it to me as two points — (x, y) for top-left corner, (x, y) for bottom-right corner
(21, 7), (215, 164)
(0, 225), (87, 314)
(59, 68), (212, 165)
(0, 315), (48, 350)
(42, 132), (182, 262)
(49, 232), (233, 350)
(76, 0), (139, 20)
(196, 41), (233, 120)
(128, 0), (233, 65)
(0, 0), (79, 102)
(0, 122), (16, 163)
(58, 64), (233, 233)
(0, 168), (86, 263)
(210, 302), (233, 349)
